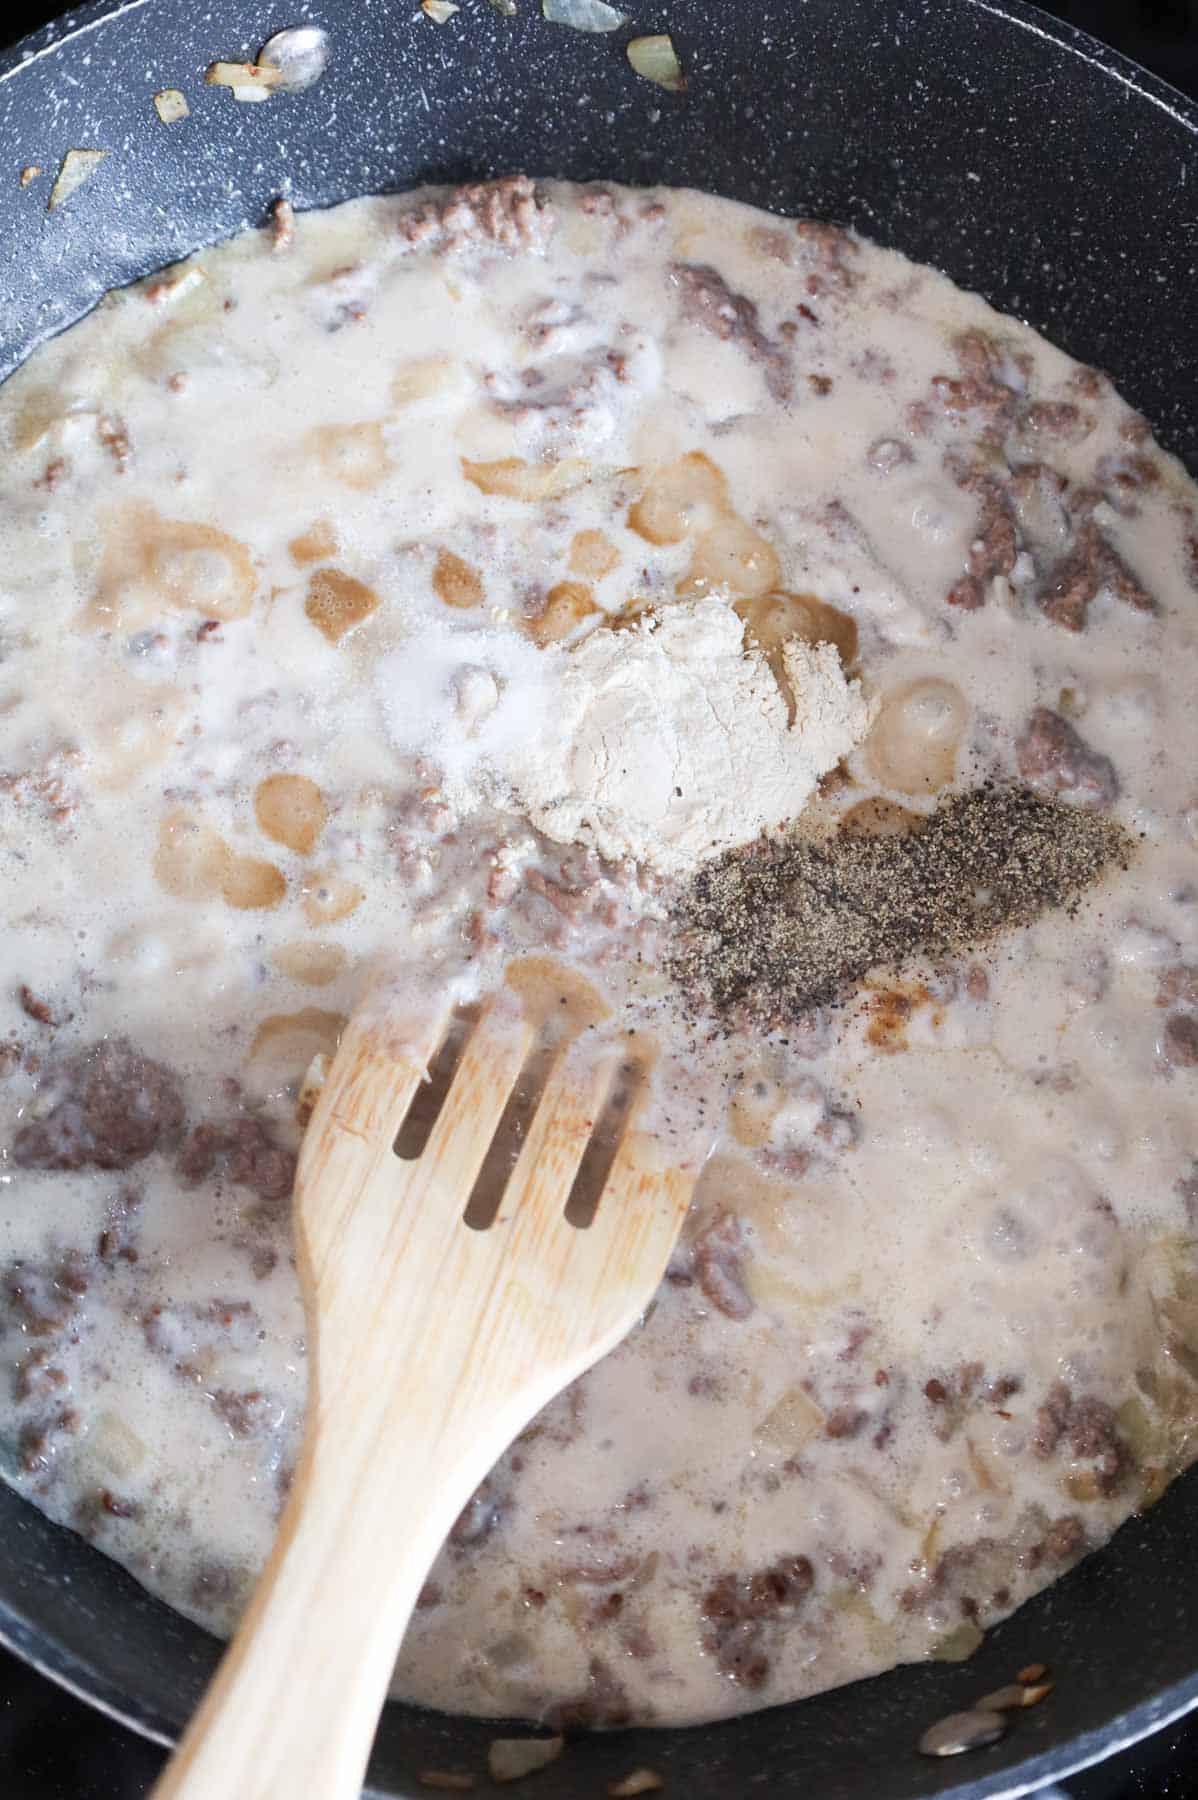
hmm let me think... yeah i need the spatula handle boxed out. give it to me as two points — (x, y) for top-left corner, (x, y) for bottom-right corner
(150, 1397), (484, 1800)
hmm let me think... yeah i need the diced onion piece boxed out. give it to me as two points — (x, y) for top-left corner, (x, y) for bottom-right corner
(462, 456), (592, 501)
(47, 148), (108, 212)
(205, 60), (286, 95)
(422, 0), (460, 18)
(757, 1384), (826, 1447)
(627, 33), (686, 92)
(609, 1774), (665, 1799)
(932, 1620), (985, 1663)
(153, 88), (189, 124)
(91, 1412), (149, 1478)
(487, 1736), (564, 1782)
(488, 0), (518, 12)
(543, 0), (626, 31)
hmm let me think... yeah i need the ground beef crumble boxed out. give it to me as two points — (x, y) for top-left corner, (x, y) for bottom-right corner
(12, 1040), (183, 1172)
(946, 477), (1020, 611)
(701, 1556), (815, 1688)
(1039, 518), (1155, 630)
(2, 1249), (88, 1338)
(176, 1116), (296, 1206)
(1015, 708), (1119, 809)
(398, 175), (553, 253)
(670, 262), (792, 401)
(1032, 1380), (1132, 1495)
(688, 1213), (755, 1321)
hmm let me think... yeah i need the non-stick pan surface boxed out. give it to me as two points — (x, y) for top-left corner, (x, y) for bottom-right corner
(1, 2), (1196, 1794)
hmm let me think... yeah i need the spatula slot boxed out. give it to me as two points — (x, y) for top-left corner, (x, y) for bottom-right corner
(564, 1057), (643, 1229)
(393, 1007), (478, 1160)
(463, 1029), (560, 1230)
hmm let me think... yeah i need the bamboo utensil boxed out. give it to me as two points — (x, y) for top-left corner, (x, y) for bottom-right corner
(153, 981), (697, 1799)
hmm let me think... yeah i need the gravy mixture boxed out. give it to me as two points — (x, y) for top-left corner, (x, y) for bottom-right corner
(1, 177), (1197, 1729)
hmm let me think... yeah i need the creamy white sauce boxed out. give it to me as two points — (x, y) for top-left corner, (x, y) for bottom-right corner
(0, 177), (1196, 1730)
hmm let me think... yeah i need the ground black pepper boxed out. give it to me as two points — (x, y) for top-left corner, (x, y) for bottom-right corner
(669, 785), (1133, 1029)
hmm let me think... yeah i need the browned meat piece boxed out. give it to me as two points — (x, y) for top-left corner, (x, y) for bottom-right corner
(931, 375), (1016, 444)
(1177, 1163), (1198, 1223)
(0, 748), (80, 825)
(97, 1187), (141, 1265)
(1032, 1379), (1073, 1456)
(1, 1251), (88, 1337)
(398, 175), (553, 252)
(947, 494), (1020, 610)
(524, 866), (590, 918)
(701, 1556), (814, 1687)
(35, 456), (70, 491)
(824, 1406), (869, 1439)
(17, 985), (68, 1026)
(670, 262), (792, 401)
(1066, 1397), (1130, 1494)
(793, 219), (860, 294)
(1069, 366), (1108, 399)
(922, 1360), (997, 1441)
(210, 1388), (277, 1439)
(1157, 965), (1198, 1009)
(929, 1536), (1005, 1619)
(96, 415), (131, 471)
(13, 1346), (69, 1404)
(1017, 1511), (1090, 1570)
(76, 1487), (143, 1530)
(1041, 1513), (1087, 1561)
(1016, 708), (1119, 809)
(177, 1117), (295, 1205)
(190, 1560), (246, 1610)
(929, 332), (1019, 446)
(269, 196), (295, 253)
(691, 1212), (754, 1321)
(955, 330), (1008, 382)
(1164, 1012), (1198, 1069)
(18, 1408), (79, 1476)
(1019, 400), (1094, 443)
(12, 1040), (183, 1172)
(1039, 521), (1155, 629)
(1032, 1383), (1130, 1494)
(1095, 449), (1161, 513)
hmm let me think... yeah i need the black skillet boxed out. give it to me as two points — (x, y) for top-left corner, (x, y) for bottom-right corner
(1, 1), (1197, 1794)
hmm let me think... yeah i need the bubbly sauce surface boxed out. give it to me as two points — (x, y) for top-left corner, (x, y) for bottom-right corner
(1, 176), (1197, 1728)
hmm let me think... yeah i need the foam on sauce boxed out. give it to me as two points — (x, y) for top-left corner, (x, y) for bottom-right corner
(1, 177), (1197, 1728)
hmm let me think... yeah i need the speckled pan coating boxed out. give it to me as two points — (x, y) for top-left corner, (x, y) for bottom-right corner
(0, 4), (1196, 1799)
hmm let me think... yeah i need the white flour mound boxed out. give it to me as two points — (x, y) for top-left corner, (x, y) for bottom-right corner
(504, 596), (869, 875)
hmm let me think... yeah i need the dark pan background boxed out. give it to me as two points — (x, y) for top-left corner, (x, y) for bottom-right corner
(1, 1), (1197, 1795)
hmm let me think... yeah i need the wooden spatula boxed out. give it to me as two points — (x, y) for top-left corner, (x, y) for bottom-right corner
(152, 978), (698, 1800)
